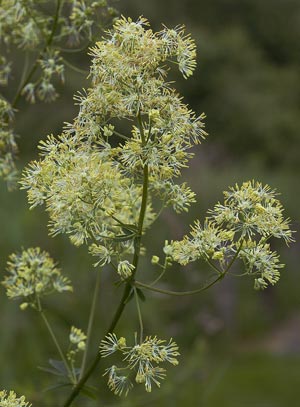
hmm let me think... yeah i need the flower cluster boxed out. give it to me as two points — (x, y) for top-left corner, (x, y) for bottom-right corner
(0, 0), (117, 103)
(21, 134), (155, 267)
(0, 97), (17, 186)
(21, 17), (206, 269)
(0, 390), (31, 407)
(2, 247), (72, 307)
(99, 333), (179, 395)
(0, 0), (117, 183)
(165, 181), (294, 289)
(117, 260), (135, 280)
(69, 326), (87, 351)
(0, 1), (116, 93)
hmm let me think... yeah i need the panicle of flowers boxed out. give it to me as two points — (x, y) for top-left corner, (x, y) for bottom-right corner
(100, 333), (179, 395)
(2, 247), (73, 308)
(0, 390), (31, 407)
(210, 181), (293, 242)
(239, 241), (284, 290)
(0, 0), (117, 183)
(62, 0), (116, 46)
(165, 181), (294, 289)
(21, 133), (155, 267)
(22, 49), (65, 104)
(21, 17), (205, 272)
(158, 24), (197, 78)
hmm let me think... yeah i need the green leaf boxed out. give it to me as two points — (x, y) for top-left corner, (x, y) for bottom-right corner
(43, 382), (72, 392)
(124, 288), (134, 304)
(48, 359), (68, 375)
(136, 287), (146, 302)
(110, 233), (136, 242)
(38, 366), (64, 377)
(120, 223), (138, 233)
(81, 385), (98, 400)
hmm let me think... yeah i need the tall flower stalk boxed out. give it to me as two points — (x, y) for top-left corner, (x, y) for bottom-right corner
(1, 16), (294, 406)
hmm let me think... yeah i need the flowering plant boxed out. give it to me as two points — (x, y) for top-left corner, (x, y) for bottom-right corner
(1, 16), (294, 406)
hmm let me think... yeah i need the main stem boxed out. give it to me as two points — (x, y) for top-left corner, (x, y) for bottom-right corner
(63, 113), (149, 407)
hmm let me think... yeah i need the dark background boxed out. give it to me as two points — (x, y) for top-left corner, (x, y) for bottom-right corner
(1, 0), (300, 405)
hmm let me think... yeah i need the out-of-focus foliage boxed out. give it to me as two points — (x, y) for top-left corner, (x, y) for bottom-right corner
(121, 0), (300, 170)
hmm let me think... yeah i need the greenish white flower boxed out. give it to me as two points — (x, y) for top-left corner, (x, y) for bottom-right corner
(104, 365), (133, 397)
(0, 0), (117, 182)
(0, 390), (31, 407)
(100, 333), (179, 395)
(21, 17), (204, 272)
(117, 260), (135, 280)
(69, 326), (87, 351)
(2, 248), (73, 304)
(165, 181), (293, 289)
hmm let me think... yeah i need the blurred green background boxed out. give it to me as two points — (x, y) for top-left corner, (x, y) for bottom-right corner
(1, 0), (300, 405)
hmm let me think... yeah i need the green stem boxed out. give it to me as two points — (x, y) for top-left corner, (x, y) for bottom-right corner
(63, 114), (150, 406)
(113, 129), (130, 141)
(38, 305), (74, 383)
(134, 275), (224, 297)
(62, 276), (131, 407)
(224, 240), (244, 274)
(206, 259), (222, 274)
(134, 287), (144, 343)
(149, 258), (168, 286)
(62, 58), (89, 75)
(79, 269), (101, 380)
(135, 243), (244, 297)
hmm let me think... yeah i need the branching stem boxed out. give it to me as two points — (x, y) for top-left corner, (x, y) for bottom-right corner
(37, 299), (75, 383)
(79, 269), (101, 380)
(134, 287), (144, 343)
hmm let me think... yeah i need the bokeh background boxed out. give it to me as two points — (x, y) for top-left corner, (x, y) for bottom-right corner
(1, 0), (300, 405)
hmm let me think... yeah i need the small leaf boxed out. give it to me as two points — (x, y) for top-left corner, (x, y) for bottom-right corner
(43, 382), (72, 392)
(81, 385), (98, 400)
(124, 288), (134, 304)
(121, 223), (138, 233)
(110, 233), (136, 242)
(136, 287), (146, 302)
(38, 365), (64, 376)
(49, 359), (68, 375)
